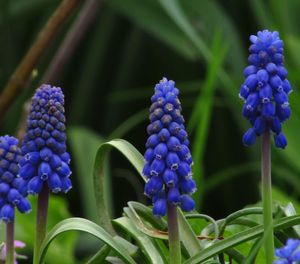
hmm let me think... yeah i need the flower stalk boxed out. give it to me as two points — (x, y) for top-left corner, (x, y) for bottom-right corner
(261, 129), (274, 263)
(167, 204), (181, 264)
(33, 185), (49, 264)
(6, 221), (14, 264)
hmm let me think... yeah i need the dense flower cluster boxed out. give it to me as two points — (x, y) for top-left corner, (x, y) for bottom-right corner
(19, 84), (72, 194)
(0, 136), (31, 222)
(143, 78), (196, 216)
(240, 30), (292, 149)
(274, 238), (300, 264)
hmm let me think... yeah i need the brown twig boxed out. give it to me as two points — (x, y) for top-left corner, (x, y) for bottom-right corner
(16, 0), (102, 140)
(43, 0), (103, 84)
(0, 0), (80, 119)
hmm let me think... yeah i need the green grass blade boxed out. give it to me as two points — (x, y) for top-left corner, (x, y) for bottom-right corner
(86, 245), (111, 264)
(39, 217), (136, 264)
(109, 109), (148, 139)
(128, 202), (167, 230)
(183, 215), (300, 264)
(93, 139), (145, 234)
(124, 205), (168, 240)
(108, 0), (198, 60)
(68, 126), (104, 222)
(177, 209), (202, 256)
(157, 0), (210, 60)
(188, 31), (228, 208)
(113, 216), (165, 264)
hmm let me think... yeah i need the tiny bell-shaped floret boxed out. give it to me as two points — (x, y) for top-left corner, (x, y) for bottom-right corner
(19, 84), (72, 194)
(143, 78), (196, 216)
(240, 30), (292, 149)
(0, 136), (31, 222)
(274, 238), (300, 264)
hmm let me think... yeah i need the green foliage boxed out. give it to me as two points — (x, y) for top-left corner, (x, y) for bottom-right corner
(38, 139), (300, 263)
(11, 196), (76, 264)
(68, 126), (104, 222)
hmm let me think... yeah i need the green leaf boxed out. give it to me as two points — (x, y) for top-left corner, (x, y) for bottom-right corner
(183, 215), (300, 264)
(157, 0), (209, 60)
(185, 214), (219, 239)
(93, 139), (145, 234)
(68, 126), (104, 222)
(113, 216), (165, 264)
(219, 207), (263, 235)
(128, 202), (167, 231)
(109, 109), (148, 139)
(86, 245), (111, 264)
(124, 205), (168, 240)
(86, 236), (138, 264)
(247, 0), (274, 29)
(181, 0), (245, 75)
(39, 217), (136, 264)
(15, 196), (77, 264)
(189, 31), (228, 208)
(108, 0), (197, 60)
(177, 210), (202, 256)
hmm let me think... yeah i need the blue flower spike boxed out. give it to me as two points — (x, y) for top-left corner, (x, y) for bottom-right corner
(240, 30), (292, 149)
(0, 136), (31, 222)
(19, 84), (72, 195)
(274, 239), (300, 264)
(143, 78), (196, 217)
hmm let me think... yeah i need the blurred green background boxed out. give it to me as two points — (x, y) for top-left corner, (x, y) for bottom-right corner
(1, 0), (300, 262)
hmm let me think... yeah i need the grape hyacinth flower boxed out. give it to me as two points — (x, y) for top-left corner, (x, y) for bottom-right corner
(240, 30), (292, 149)
(0, 136), (31, 222)
(0, 136), (30, 264)
(274, 239), (300, 264)
(19, 84), (71, 264)
(143, 78), (196, 217)
(19, 84), (72, 194)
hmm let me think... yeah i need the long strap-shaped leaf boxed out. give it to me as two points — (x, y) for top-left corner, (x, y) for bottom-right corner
(184, 215), (300, 264)
(93, 139), (145, 234)
(38, 217), (136, 264)
(93, 139), (202, 259)
(113, 216), (165, 264)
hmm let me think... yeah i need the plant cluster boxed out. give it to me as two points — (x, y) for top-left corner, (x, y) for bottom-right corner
(1, 3), (300, 263)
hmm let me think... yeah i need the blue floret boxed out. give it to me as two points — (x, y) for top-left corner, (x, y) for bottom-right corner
(274, 239), (300, 264)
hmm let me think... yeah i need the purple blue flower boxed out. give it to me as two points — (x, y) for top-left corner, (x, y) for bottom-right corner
(0, 136), (31, 222)
(274, 238), (300, 264)
(240, 30), (292, 149)
(143, 78), (196, 216)
(19, 84), (72, 195)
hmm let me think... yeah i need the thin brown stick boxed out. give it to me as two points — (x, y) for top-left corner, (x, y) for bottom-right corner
(16, 0), (101, 139)
(0, 0), (80, 119)
(43, 0), (103, 84)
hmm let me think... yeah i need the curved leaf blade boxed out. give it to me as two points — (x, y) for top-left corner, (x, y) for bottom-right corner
(39, 217), (136, 264)
(93, 139), (145, 234)
(184, 215), (300, 264)
(113, 216), (165, 264)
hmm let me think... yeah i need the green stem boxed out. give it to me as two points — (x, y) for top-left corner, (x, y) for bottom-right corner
(6, 220), (14, 264)
(167, 204), (181, 264)
(33, 185), (49, 264)
(261, 129), (274, 263)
